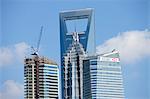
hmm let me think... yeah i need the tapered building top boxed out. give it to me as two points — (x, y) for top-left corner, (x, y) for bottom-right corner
(60, 8), (95, 62)
(60, 8), (95, 99)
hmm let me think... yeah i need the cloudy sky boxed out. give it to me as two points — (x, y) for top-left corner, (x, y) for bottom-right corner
(0, 0), (150, 99)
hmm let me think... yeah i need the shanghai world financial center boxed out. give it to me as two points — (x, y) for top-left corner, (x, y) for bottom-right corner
(59, 8), (125, 99)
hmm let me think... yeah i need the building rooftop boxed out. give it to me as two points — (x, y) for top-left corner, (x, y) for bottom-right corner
(60, 8), (93, 13)
(24, 56), (58, 65)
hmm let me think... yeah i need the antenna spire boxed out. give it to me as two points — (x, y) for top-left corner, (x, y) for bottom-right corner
(73, 32), (79, 42)
(74, 20), (77, 32)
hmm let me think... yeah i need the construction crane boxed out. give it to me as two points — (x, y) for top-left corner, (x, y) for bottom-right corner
(31, 26), (43, 99)
(31, 26), (43, 56)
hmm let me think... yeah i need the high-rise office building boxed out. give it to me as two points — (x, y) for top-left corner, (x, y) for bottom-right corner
(24, 56), (58, 99)
(60, 8), (95, 99)
(63, 32), (86, 99)
(60, 8), (125, 99)
(83, 51), (125, 99)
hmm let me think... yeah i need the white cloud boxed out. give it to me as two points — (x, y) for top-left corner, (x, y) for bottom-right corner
(0, 42), (30, 67)
(0, 48), (13, 66)
(14, 42), (30, 61)
(96, 30), (150, 64)
(0, 80), (23, 99)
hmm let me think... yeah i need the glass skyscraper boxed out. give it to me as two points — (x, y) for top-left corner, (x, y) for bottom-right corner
(83, 51), (125, 99)
(63, 32), (86, 99)
(60, 8), (125, 99)
(24, 56), (58, 99)
(60, 8), (95, 99)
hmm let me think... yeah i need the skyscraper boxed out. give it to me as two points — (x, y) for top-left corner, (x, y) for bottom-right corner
(24, 56), (58, 99)
(60, 8), (95, 99)
(60, 8), (125, 99)
(63, 32), (87, 99)
(83, 51), (125, 99)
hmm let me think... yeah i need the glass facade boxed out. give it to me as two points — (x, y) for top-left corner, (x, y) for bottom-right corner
(59, 8), (95, 59)
(85, 51), (125, 99)
(60, 8), (125, 99)
(63, 32), (86, 99)
(60, 8), (95, 99)
(83, 60), (91, 99)
(24, 57), (58, 99)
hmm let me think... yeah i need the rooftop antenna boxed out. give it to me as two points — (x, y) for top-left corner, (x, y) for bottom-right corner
(73, 32), (79, 42)
(74, 20), (77, 32)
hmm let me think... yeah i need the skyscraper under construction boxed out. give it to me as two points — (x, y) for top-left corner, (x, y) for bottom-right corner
(24, 56), (58, 99)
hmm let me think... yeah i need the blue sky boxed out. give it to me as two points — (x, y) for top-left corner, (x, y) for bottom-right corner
(0, 0), (150, 99)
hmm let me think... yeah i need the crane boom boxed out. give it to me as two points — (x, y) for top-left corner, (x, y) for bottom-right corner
(31, 26), (44, 56)
(37, 26), (43, 53)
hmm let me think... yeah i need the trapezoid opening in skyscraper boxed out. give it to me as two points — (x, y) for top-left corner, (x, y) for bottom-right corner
(59, 8), (125, 99)
(59, 8), (96, 99)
